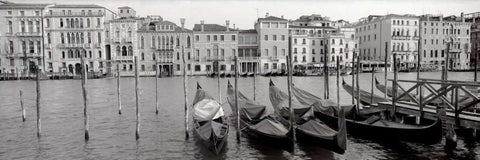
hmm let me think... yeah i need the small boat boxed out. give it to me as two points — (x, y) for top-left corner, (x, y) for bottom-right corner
(240, 72), (248, 77)
(208, 72), (217, 78)
(226, 81), (291, 146)
(270, 72), (278, 77)
(262, 71), (271, 77)
(247, 72), (254, 77)
(219, 71), (225, 77)
(225, 72), (232, 78)
(343, 79), (388, 105)
(192, 82), (229, 154)
(374, 77), (416, 102)
(269, 80), (347, 154)
(291, 84), (443, 144)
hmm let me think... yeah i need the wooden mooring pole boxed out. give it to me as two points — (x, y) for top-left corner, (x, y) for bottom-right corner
(356, 55), (360, 110)
(391, 53), (398, 120)
(81, 52), (89, 141)
(117, 64), (122, 115)
(336, 56), (340, 111)
(324, 43), (329, 99)
(287, 36), (296, 153)
(182, 45), (189, 139)
(384, 42), (388, 101)
(155, 61), (159, 115)
(20, 90), (25, 122)
(253, 65), (256, 102)
(134, 56), (140, 140)
(352, 51), (356, 105)
(234, 56), (240, 142)
(36, 67), (41, 138)
(370, 66), (374, 104)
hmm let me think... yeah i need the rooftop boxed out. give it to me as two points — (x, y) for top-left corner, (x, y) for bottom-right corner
(192, 24), (237, 32)
(49, 4), (104, 9)
(239, 29), (257, 34)
(258, 16), (287, 21)
(0, 3), (50, 9)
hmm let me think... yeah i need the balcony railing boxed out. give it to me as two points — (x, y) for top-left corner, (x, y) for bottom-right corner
(392, 35), (420, 40)
(206, 56), (225, 61)
(47, 12), (105, 17)
(238, 57), (260, 61)
(57, 43), (90, 48)
(16, 32), (41, 36)
(112, 56), (134, 61)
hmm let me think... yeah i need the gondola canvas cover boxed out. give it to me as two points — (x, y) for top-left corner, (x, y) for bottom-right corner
(297, 119), (336, 140)
(193, 99), (224, 121)
(249, 118), (289, 137)
(269, 84), (312, 118)
(227, 84), (268, 120)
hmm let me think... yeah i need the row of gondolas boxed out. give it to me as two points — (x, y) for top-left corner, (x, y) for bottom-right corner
(191, 79), (443, 154)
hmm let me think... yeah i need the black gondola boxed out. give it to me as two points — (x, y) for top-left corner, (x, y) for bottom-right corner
(247, 72), (255, 77)
(219, 71), (225, 77)
(208, 72), (217, 78)
(192, 82), (229, 154)
(269, 80), (347, 154)
(240, 72), (248, 77)
(342, 79), (388, 105)
(291, 83), (443, 144)
(226, 81), (291, 146)
(262, 71), (271, 77)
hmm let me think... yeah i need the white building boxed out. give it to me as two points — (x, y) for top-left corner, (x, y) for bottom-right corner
(255, 14), (288, 74)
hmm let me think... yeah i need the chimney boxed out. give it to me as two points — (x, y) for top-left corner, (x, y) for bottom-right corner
(233, 24), (236, 30)
(180, 18), (185, 29)
(461, 12), (465, 22)
(200, 20), (204, 32)
(265, 12), (269, 18)
(226, 20), (230, 31)
(281, 15), (284, 19)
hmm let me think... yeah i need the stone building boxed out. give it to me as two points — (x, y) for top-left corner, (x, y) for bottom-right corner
(255, 14), (288, 74)
(192, 20), (238, 76)
(420, 14), (472, 70)
(466, 12), (480, 69)
(44, 4), (114, 74)
(354, 14), (420, 71)
(0, 2), (50, 75)
(238, 29), (259, 73)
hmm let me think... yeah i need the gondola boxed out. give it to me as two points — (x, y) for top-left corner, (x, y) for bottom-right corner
(225, 72), (232, 78)
(219, 71), (225, 77)
(247, 72), (254, 77)
(270, 72), (278, 77)
(374, 77), (416, 102)
(342, 79), (388, 105)
(291, 82), (443, 144)
(226, 81), (291, 146)
(192, 82), (229, 154)
(240, 72), (248, 77)
(262, 71), (271, 77)
(208, 72), (217, 78)
(269, 80), (347, 154)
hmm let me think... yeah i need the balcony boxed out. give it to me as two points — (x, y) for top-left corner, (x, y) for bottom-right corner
(269, 56), (280, 61)
(157, 58), (174, 64)
(122, 38), (133, 44)
(57, 43), (90, 49)
(392, 35), (419, 40)
(6, 53), (42, 58)
(112, 56), (134, 62)
(206, 56), (225, 61)
(46, 12), (105, 17)
(238, 56), (260, 61)
(16, 32), (41, 37)
(94, 43), (102, 48)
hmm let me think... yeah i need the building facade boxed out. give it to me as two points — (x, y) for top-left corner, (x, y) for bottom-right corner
(255, 15), (288, 74)
(238, 29), (259, 73)
(192, 21), (237, 76)
(420, 14), (472, 70)
(44, 4), (114, 74)
(355, 14), (420, 71)
(0, 2), (49, 75)
(466, 12), (480, 69)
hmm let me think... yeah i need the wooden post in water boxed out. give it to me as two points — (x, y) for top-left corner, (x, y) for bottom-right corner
(287, 36), (296, 153)
(370, 66), (375, 104)
(416, 34), (422, 124)
(356, 55), (360, 110)
(36, 67), (40, 138)
(384, 42), (388, 101)
(81, 52), (89, 141)
(217, 60), (221, 102)
(182, 45), (189, 139)
(391, 54), (398, 120)
(155, 61), (159, 115)
(324, 42), (329, 99)
(20, 90), (25, 122)
(253, 65), (256, 102)
(134, 56), (140, 140)
(117, 64), (122, 115)
(352, 51), (356, 105)
(234, 56), (240, 142)
(336, 56), (340, 110)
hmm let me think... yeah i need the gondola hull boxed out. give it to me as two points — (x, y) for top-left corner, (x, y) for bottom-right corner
(193, 123), (229, 154)
(314, 111), (442, 144)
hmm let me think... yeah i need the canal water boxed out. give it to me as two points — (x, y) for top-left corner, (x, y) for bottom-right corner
(0, 72), (479, 159)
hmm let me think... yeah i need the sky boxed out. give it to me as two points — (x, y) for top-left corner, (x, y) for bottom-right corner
(16, 0), (480, 29)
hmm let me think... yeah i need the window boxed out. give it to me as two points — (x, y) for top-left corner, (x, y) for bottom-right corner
(273, 35), (277, 41)
(264, 35), (268, 40)
(195, 65), (201, 71)
(214, 35), (217, 41)
(220, 35), (224, 41)
(232, 35), (236, 41)
(207, 35), (211, 41)
(8, 21), (12, 33)
(20, 11), (24, 16)
(195, 35), (199, 41)
(97, 18), (101, 27)
(20, 21), (25, 32)
(87, 18), (90, 28)
(36, 41), (41, 53)
(282, 35), (285, 41)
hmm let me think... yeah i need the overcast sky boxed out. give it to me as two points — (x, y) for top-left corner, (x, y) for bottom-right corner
(17, 0), (480, 29)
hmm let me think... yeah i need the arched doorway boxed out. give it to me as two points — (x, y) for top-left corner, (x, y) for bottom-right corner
(68, 64), (74, 73)
(75, 63), (81, 75)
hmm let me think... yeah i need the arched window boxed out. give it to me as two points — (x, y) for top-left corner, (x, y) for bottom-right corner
(128, 46), (133, 56)
(79, 32), (84, 43)
(116, 46), (121, 56)
(86, 18), (90, 28)
(141, 53), (145, 60)
(115, 28), (120, 38)
(187, 36), (191, 47)
(75, 50), (81, 58)
(152, 36), (156, 48)
(140, 36), (144, 49)
(158, 36), (161, 48)
(79, 18), (83, 28)
(170, 36), (174, 48)
(70, 18), (74, 28)
(152, 53), (156, 60)
(61, 33), (65, 44)
(122, 46), (127, 56)
(87, 32), (91, 43)
(176, 36), (180, 46)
